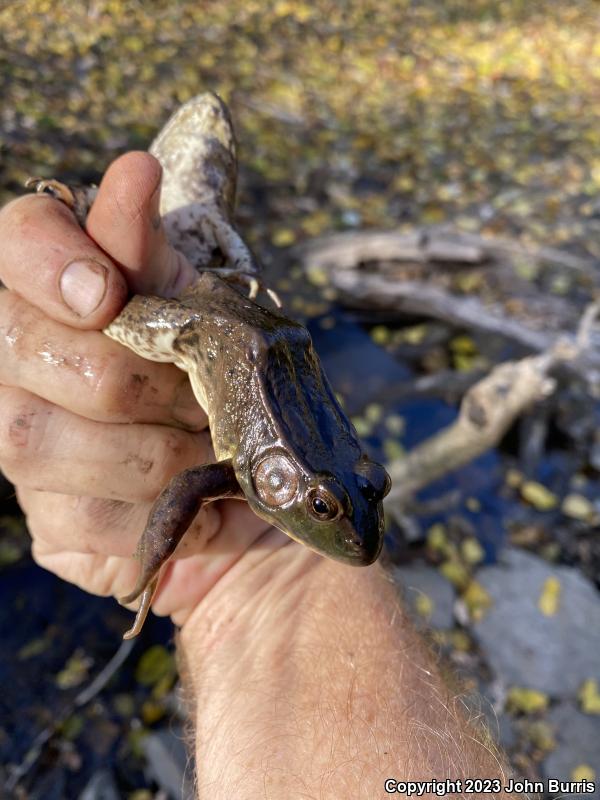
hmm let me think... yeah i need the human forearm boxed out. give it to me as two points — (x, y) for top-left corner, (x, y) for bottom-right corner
(179, 538), (521, 800)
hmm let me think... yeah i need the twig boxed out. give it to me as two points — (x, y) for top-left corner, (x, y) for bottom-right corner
(4, 638), (135, 793)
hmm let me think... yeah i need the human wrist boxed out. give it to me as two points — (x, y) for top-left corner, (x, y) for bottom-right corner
(178, 528), (321, 669)
(176, 545), (519, 799)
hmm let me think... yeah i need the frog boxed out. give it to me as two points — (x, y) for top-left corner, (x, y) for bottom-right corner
(27, 92), (391, 639)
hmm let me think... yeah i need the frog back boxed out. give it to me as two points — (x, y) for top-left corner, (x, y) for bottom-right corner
(173, 273), (362, 477)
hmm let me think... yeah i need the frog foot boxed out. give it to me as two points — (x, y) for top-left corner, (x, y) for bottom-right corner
(25, 177), (96, 225)
(120, 576), (160, 640)
(202, 213), (282, 308)
(25, 177), (76, 206)
(214, 268), (282, 308)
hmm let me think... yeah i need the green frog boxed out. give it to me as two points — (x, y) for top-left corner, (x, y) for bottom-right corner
(27, 93), (391, 639)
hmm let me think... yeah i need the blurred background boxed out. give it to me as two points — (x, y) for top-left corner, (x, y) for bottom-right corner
(1, 1), (599, 798)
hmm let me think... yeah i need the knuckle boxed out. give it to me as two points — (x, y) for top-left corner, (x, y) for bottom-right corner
(0, 389), (48, 469)
(0, 195), (39, 229)
(91, 351), (155, 421)
(0, 293), (38, 359)
(0, 193), (69, 238)
(78, 496), (133, 534)
(141, 428), (199, 493)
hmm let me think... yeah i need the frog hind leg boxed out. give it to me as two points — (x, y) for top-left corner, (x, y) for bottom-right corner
(120, 459), (243, 639)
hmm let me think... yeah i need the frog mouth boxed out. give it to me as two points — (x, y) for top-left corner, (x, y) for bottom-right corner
(334, 522), (383, 565)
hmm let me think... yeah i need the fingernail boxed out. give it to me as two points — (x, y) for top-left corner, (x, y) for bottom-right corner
(59, 259), (107, 317)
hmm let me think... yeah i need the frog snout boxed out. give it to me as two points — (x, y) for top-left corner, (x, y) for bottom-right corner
(335, 516), (383, 565)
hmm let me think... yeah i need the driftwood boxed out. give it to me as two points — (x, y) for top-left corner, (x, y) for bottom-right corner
(384, 306), (599, 519)
(297, 228), (600, 517)
(299, 227), (596, 274)
(298, 227), (600, 384)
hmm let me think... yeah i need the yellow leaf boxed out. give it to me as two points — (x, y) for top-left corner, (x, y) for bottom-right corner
(272, 228), (296, 247)
(462, 579), (492, 621)
(384, 414), (405, 436)
(562, 494), (595, 522)
(426, 523), (449, 555)
(400, 324), (428, 345)
(505, 469), (524, 489)
(414, 592), (434, 619)
(364, 403), (383, 424)
(306, 266), (329, 287)
(141, 699), (166, 725)
(571, 765), (596, 782)
(525, 720), (556, 752)
(449, 630), (472, 652)
(371, 325), (391, 345)
(440, 559), (470, 591)
(135, 645), (176, 688)
(520, 481), (558, 511)
(506, 687), (549, 714)
(578, 678), (600, 714)
(383, 439), (405, 462)
(538, 576), (561, 616)
(461, 537), (485, 565)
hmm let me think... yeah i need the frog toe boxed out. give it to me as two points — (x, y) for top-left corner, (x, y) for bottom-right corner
(121, 577), (159, 640)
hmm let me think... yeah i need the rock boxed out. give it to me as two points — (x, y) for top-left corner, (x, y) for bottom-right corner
(79, 768), (120, 800)
(543, 703), (600, 797)
(142, 726), (194, 800)
(472, 549), (600, 695)
(392, 563), (455, 630)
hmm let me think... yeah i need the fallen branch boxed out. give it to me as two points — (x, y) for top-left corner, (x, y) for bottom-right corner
(298, 228), (600, 380)
(384, 305), (599, 519)
(298, 226), (598, 274)
(299, 229), (486, 269)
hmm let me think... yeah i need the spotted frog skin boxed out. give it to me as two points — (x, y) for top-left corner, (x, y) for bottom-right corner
(28, 93), (391, 639)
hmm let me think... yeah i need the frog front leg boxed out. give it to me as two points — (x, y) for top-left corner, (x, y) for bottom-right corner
(121, 459), (243, 639)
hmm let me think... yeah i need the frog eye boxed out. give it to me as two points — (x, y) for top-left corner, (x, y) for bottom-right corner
(254, 453), (299, 507)
(307, 487), (342, 522)
(356, 459), (391, 499)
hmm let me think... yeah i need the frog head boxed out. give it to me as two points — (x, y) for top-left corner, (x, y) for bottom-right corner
(242, 449), (391, 565)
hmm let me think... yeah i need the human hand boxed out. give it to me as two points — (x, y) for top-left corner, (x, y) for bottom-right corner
(0, 151), (282, 630)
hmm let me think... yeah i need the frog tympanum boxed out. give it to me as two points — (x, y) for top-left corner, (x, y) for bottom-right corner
(27, 93), (391, 639)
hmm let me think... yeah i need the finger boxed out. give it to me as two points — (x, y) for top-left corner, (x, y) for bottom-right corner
(18, 486), (221, 559)
(19, 487), (144, 557)
(159, 521), (289, 626)
(86, 152), (197, 296)
(0, 193), (127, 328)
(0, 291), (206, 429)
(0, 386), (211, 501)
(31, 542), (139, 600)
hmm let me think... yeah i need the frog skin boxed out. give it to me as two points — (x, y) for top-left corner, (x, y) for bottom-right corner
(28, 93), (391, 639)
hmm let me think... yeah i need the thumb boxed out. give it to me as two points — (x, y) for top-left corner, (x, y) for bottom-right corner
(86, 151), (197, 297)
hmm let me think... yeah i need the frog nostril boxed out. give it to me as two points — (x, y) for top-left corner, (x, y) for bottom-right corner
(358, 480), (378, 501)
